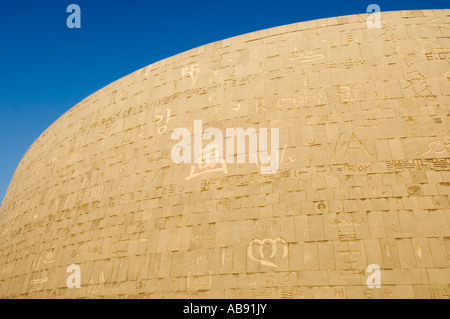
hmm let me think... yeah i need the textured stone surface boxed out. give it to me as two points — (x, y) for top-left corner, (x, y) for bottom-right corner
(1, 9), (450, 299)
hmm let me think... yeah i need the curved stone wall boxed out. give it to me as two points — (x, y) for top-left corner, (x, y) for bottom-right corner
(0, 9), (449, 299)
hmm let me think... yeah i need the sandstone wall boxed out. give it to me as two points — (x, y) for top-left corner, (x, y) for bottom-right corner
(0, 9), (449, 298)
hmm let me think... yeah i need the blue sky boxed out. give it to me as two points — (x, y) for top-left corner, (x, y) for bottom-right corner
(0, 0), (448, 202)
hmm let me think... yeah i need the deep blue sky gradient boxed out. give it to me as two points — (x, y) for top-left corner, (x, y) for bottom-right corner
(0, 0), (448, 202)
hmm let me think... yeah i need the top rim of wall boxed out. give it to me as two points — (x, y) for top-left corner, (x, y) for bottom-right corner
(2, 8), (449, 206)
(60, 9), (450, 119)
